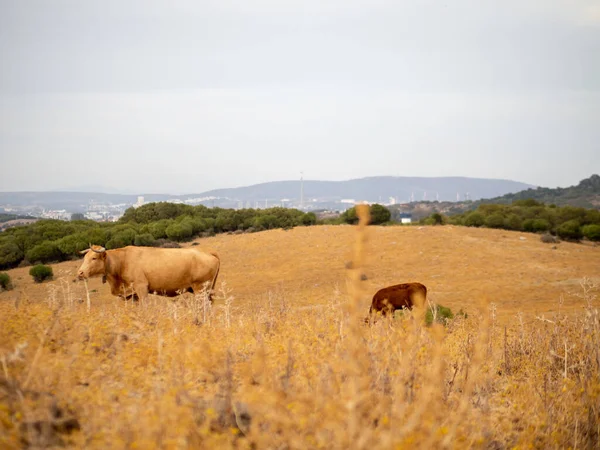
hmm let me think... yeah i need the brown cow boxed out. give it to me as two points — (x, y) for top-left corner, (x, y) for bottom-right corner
(367, 282), (427, 320)
(77, 244), (220, 302)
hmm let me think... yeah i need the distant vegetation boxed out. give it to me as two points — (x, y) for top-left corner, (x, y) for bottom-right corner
(0, 213), (34, 223)
(337, 204), (392, 225)
(0, 203), (318, 270)
(474, 174), (600, 209)
(423, 199), (600, 241)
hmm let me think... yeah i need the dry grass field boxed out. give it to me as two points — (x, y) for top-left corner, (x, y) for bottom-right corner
(1, 221), (599, 449)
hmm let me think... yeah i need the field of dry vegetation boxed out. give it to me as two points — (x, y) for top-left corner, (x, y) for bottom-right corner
(1, 214), (600, 449)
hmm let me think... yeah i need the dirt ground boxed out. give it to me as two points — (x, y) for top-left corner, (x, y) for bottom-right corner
(2, 225), (599, 323)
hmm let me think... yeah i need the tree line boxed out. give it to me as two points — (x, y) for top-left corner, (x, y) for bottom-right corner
(0, 203), (317, 269)
(422, 199), (600, 241)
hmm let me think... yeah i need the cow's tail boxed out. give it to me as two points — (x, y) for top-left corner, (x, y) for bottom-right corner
(208, 251), (221, 302)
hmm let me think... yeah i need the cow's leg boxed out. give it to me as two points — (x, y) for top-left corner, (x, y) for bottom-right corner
(133, 283), (149, 303)
(192, 282), (213, 303)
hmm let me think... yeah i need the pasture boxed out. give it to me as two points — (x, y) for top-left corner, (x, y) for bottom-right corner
(1, 224), (599, 448)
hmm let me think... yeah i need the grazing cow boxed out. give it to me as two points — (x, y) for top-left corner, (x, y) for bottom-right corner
(77, 244), (220, 302)
(367, 282), (427, 320)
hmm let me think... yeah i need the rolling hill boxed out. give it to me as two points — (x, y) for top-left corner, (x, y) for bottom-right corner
(476, 174), (600, 209)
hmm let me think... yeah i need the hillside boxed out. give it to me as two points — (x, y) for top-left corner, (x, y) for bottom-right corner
(476, 174), (600, 209)
(1, 225), (599, 448)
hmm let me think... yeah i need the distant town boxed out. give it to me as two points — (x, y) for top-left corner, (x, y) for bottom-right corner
(1, 194), (412, 223)
(0, 196), (420, 223)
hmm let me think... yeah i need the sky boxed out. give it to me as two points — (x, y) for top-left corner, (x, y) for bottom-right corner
(0, 0), (599, 194)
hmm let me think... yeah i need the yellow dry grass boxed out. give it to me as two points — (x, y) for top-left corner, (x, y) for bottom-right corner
(1, 223), (599, 449)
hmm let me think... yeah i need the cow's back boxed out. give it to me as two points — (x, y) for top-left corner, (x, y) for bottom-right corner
(117, 246), (219, 293)
(371, 282), (427, 312)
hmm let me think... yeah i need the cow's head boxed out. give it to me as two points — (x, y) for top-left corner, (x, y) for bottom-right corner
(77, 244), (107, 280)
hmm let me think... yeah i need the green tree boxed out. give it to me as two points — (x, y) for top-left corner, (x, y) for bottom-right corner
(26, 241), (62, 264)
(56, 234), (88, 256)
(503, 214), (522, 231)
(340, 207), (358, 224)
(464, 212), (485, 227)
(430, 213), (443, 225)
(484, 213), (505, 229)
(70, 213), (85, 221)
(134, 233), (156, 246)
(301, 212), (317, 226)
(582, 224), (600, 241)
(556, 220), (582, 241)
(165, 221), (193, 241)
(0, 240), (24, 269)
(148, 219), (172, 239)
(369, 204), (391, 224)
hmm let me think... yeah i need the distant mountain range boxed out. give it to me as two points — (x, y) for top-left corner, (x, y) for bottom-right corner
(0, 176), (534, 212)
(1, 175), (598, 217)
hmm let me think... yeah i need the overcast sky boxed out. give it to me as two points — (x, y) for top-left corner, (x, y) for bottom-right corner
(1, 0), (598, 194)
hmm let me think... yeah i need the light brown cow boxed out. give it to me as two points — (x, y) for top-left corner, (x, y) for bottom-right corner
(77, 244), (220, 302)
(366, 282), (427, 321)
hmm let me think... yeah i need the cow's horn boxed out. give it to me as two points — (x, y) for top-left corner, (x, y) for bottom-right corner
(91, 245), (106, 253)
(80, 249), (91, 255)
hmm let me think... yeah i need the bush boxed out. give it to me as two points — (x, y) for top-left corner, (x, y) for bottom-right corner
(0, 272), (12, 291)
(556, 220), (583, 241)
(464, 212), (485, 227)
(485, 213), (505, 229)
(134, 233), (156, 247)
(370, 204), (392, 225)
(582, 224), (600, 242)
(26, 241), (62, 264)
(166, 221), (194, 241)
(301, 212), (317, 226)
(341, 204), (391, 225)
(430, 213), (443, 225)
(29, 264), (53, 283)
(503, 214), (523, 231)
(425, 304), (454, 325)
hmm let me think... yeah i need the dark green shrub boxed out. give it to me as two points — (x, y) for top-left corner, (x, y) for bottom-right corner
(29, 264), (53, 283)
(485, 213), (505, 229)
(301, 212), (317, 226)
(464, 212), (485, 227)
(370, 204), (392, 225)
(341, 204), (391, 225)
(26, 241), (62, 264)
(165, 221), (193, 241)
(0, 241), (24, 270)
(134, 233), (156, 247)
(503, 214), (523, 231)
(0, 272), (12, 291)
(430, 213), (443, 225)
(425, 304), (454, 326)
(148, 219), (171, 240)
(582, 224), (600, 242)
(556, 220), (583, 241)
(56, 234), (88, 256)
